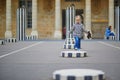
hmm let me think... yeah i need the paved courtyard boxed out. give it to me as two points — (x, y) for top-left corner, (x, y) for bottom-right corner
(0, 40), (120, 80)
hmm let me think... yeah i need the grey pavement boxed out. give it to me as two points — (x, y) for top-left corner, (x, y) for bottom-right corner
(0, 40), (120, 80)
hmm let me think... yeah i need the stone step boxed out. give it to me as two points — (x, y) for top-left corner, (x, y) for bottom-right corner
(53, 69), (105, 80)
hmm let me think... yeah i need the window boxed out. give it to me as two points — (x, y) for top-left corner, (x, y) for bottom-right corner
(19, 0), (32, 28)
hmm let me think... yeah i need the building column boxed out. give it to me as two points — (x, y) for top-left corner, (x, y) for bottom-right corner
(85, 0), (91, 32)
(54, 0), (62, 39)
(5, 0), (12, 38)
(85, 0), (91, 39)
(109, 0), (114, 31)
(31, 0), (38, 38)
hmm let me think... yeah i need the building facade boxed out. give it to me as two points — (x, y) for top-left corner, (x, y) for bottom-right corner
(0, 0), (115, 39)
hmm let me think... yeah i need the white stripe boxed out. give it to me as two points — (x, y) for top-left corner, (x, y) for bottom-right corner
(98, 41), (120, 50)
(0, 42), (43, 59)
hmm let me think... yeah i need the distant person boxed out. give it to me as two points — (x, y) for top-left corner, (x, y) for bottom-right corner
(105, 26), (115, 40)
(70, 15), (88, 50)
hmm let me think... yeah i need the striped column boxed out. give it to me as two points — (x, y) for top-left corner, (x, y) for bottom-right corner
(31, 0), (38, 38)
(85, 0), (91, 39)
(54, 0), (62, 39)
(5, 0), (12, 38)
(109, 0), (114, 32)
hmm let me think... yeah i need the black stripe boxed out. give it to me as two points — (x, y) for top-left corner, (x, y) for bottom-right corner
(62, 53), (65, 57)
(68, 53), (72, 57)
(2, 41), (4, 45)
(84, 53), (87, 57)
(76, 53), (81, 57)
(68, 45), (71, 49)
(12, 39), (14, 42)
(56, 74), (60, 80)
(8, 39), (10, 42)
(84, 76), (92, 80)
(68, 41), (71, 44)
(64, 45), (66, 49)
(15, 39), (17, 42)
(67, 76), (75, 80)
(72, 41), (75, 44)
(99, 74), (103, 80)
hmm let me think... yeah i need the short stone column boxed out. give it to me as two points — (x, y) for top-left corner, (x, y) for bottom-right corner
(31, 0), (38, 38)
(54, 0), (62, 39)
(85, 0), (91, 39)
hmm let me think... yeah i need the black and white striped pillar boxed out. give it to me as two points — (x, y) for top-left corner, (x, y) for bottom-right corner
(115, 6), (120, 41)
(17, 6), (26, 41)
(64, 5), (75, 49)
(64, 38), (75, 49)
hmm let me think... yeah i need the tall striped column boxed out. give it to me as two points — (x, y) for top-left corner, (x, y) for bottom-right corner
(54, 0), (62, 39)
(5, 0), (12, 38)
(109, 0), (114, 32)
(31, 0), (38, 38)
(85, 0), (91, 39)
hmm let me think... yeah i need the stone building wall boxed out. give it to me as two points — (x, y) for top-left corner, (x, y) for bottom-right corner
(0, 0), (6, 39)
(37, 0), (55, 39)
(0, 0), (18, 39)
(11, 0), (18, 38)
(61, 0), (85, 9)
(91, 0), (109, 39)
